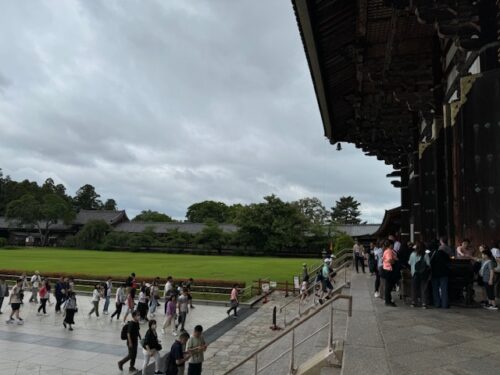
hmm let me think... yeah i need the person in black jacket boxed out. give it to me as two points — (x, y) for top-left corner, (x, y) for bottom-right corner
(430, 245), (451, 308)
(142, 319), (162, 374)
(118, 311), (141, 373)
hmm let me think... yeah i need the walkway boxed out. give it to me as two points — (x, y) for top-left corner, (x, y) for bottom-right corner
(0, 295), (230, 375)
(342, 272), (500, 375)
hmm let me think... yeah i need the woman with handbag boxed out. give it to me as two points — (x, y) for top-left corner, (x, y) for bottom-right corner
(142, 319), (163, 375)
(63, 291), (78, 331)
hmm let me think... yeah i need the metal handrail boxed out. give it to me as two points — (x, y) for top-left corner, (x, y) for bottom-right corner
(278, 254), (352, 325)
(223, 293), (353, 374)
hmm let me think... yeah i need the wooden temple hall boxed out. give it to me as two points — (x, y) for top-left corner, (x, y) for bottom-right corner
(292, 0), (500, 246)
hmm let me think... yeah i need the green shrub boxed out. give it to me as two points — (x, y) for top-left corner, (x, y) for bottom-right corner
(0, 237), (8, 248)
(334, 234), (354, 254)
(74, 220), (111, 249)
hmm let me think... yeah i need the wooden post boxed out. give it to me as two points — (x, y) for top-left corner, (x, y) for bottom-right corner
(258, 279), (262, 295)
(285, 280), (289, 298)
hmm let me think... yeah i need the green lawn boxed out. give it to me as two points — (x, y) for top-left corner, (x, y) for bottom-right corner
(0, 247), (318, 285)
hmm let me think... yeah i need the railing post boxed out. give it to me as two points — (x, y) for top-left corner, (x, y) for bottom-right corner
(328, 302), (334, 351)
(254, 354), (258, 375)
(289, 329), (295, 374)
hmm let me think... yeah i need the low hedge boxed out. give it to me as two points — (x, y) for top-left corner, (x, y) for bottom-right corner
(0, 269), (245, 289)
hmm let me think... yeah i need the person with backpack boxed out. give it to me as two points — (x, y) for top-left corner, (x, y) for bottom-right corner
(118, 310), (141, 373)
(430, 241), (451, 308)
(408, 241), (431, 308)
(6, 279), (23, 325)
(63, 291), (78, 331)
(166, 331), (191, 375)
(142, 319), (163, 375)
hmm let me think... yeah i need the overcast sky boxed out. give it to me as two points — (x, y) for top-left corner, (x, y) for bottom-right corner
(0, 0), (398, 223)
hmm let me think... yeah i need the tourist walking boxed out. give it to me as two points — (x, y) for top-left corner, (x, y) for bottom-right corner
(226, 284), (239, 318)
(368, 242), (376, 275)
(63, 291), (78, 330)
(141, 319), (163, 375)
(479, 248), (498, 310)
(166, 331), (191, 375)
(186, 325), (207, 375)
(149, 280), (160, 318)
(123, 288), (136, 323)
(118, 310), (141, 373)
(111, 283), (126, 321)
(6, 279), (23, 325)
(186, 278), (195, 309)
(88, 284), (102, 318)
(137, 286), (149, 322)
(381, 240), (399, 307)
(103, 277), (113, 315)
(0, 278), (7, 314)
(430, 241), (451, 308)
(162, 295), (177, 335)
(408, 241), (430, 308)
(353, 240), (366, 273)
(37, 280), (49, 315)
(373, 241), (384, 298)
(164, 276), (174, 300)
(55, 276), (66, 313)
(19, 273), (28, 304)
(176, 288), (189, 332)
(29, 271), (41, 303)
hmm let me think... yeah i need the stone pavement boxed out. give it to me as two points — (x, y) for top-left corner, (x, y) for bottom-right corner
(0, 295), (229, 375)
(203, 289), (351, 375)
(342, 271), (500, 375)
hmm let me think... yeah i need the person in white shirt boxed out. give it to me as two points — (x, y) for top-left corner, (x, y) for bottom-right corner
(111, 283), (126, 321)
(88, 284), (102, 318)
(29, 271), (42, 303)
(163, 276), (173, 299)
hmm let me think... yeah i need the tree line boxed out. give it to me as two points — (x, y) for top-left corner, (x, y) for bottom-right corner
(0, 169), (362, 253)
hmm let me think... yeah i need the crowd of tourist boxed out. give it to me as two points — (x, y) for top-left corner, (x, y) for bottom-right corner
(355, 236), (500, 310)
(0, 271), (241, 374)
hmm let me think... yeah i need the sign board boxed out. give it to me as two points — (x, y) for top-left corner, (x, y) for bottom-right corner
(262, 283), (270, 293)
(270, 281), (277, 289)
(294, 276), (300, 290)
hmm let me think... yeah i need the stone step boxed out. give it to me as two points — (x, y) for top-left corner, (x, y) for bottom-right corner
(295, 339), (344, 375)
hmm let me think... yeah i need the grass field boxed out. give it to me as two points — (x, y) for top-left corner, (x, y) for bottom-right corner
(0, 247), (318, 285)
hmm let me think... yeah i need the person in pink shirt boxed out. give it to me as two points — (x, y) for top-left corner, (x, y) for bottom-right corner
(226, 284), (239, 318)
(382, 240), (399, 307)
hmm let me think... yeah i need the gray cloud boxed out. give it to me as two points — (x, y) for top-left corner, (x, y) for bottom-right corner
(0, 0), (398, 223)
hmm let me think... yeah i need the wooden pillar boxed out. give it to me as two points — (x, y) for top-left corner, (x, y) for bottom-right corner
(400, 165), (410, 244)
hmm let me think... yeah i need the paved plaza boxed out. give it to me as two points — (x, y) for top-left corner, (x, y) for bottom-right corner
(0, 295), (229, 375)
(343, 272), (500, 375)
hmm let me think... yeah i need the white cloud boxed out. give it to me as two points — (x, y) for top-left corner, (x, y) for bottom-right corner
(0, 0), (398, 222)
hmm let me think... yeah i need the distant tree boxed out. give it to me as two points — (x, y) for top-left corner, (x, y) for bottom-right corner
(330, 196), (362, 224)
(235, 195), (308, 252)
(334, 233), (355, 254)
(227, 204), (245, 224)
(186, 201), (229, 223)
(73, 184), (102, 210)
(195, 219), (226, 252)
(74, 220), (111, 249)
(6, 193), (75, 246)
(103, 199), (118, 210)
(294, 197), (330, 226)
(133, 209), (173, 222)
